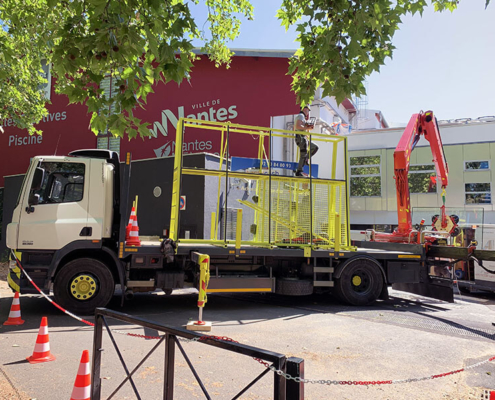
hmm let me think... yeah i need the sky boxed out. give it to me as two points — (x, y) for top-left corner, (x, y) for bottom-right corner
(191, 1), (495, 126)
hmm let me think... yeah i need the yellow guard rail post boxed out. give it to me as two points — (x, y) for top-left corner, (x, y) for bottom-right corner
(187, 252), (211, 331)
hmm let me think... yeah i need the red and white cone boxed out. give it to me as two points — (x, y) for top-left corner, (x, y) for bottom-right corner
(125, 206), (136, 242)
(26, 316), (56, 364)
(70, 350), (91, 400)
(3, 292), (24, 325)
(126, 208), (141, 247)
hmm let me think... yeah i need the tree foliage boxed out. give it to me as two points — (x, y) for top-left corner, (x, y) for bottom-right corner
(278, 0), (489, 106)
(0, 0), (252, 137)
(0, 0), (490, 138)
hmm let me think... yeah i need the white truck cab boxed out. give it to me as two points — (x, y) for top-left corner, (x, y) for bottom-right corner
(7, 153), (114, 250)
(6, 150), (124, 314)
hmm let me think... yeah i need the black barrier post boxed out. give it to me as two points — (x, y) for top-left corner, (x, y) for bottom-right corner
(164, 333), (175, 400)
(286, 357), (305, 400)
(92, 312), (104, 400)
(274, 357), (287, 400)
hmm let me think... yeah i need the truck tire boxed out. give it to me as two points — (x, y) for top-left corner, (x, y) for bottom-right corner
(276, 278), (313, 296)
(334, 258), (383, 306)
(54, 258), (115, 315)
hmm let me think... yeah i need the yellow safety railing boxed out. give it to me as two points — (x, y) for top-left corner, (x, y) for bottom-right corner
(169, 117), (354, 251)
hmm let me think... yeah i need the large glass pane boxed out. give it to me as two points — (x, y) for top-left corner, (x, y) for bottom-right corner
(350, 156), (380, 166)
(413, 207), (484, 227)
(412, 207), (485, 248)
(465, 161), (489, 170)
(350, 176), (381, 196)
(465, 183), (491, 192)
(173, 118), (351, 249)
(466, 193), (491, 204)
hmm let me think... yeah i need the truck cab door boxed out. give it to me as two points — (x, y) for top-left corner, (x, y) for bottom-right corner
(17, 160), (90, 250)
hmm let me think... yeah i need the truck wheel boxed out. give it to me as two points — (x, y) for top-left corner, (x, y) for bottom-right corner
(54, 258), (115, 315)
(334, 258), (383, 306)
(276, 278), (313, 296)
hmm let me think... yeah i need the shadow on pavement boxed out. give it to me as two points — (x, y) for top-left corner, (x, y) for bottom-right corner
(1, 287), (495, 342)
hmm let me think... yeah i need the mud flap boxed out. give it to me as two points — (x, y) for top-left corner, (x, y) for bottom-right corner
(392, 277), (454, 303)
(379, 283), (389, 301)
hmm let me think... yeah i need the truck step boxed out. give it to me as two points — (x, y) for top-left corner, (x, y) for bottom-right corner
(314, 267), (334, 273)
(127, 280), (155, 287)
(313, 281), (334, 287)
(207, 277), (275, 293)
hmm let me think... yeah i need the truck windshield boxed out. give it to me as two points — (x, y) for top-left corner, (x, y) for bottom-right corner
(33, 162), (86, 204)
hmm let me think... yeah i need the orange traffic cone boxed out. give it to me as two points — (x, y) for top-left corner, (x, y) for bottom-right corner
(70, 350), (91, 400)
(125, 205), (136, 242)
(3, 292), (24, 325)
(126, 208), (141, 247)
(26, 317), (56, 364)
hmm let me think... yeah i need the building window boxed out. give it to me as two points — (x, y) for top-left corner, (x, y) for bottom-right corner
(39, 60), (51, 100)
(350, 156), (381, 197)
(465, 161), (490, 171)
(97, 76), (121, 153)
(465, 183), (491, 204)
(409, 164), (436, 194)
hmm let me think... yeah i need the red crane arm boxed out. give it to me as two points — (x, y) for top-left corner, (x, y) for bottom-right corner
(394, 111), (449, 235)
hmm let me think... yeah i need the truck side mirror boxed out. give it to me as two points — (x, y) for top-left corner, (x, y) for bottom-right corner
(31, 167), (45, 191)
(28, 193), (40, 206)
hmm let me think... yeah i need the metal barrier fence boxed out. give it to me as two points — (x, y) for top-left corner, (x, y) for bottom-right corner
(91, 308), (304, 399)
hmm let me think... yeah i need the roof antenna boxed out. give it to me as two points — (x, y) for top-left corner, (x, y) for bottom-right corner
(54, 133), (61, 156)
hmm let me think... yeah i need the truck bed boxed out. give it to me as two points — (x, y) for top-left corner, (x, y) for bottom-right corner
(129, 240), (425, 260)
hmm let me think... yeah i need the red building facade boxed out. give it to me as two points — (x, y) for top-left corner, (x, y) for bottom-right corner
(0, 50), (298, 187)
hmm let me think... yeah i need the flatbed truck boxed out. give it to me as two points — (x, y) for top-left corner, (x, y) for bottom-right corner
(6, 118), (456, 314)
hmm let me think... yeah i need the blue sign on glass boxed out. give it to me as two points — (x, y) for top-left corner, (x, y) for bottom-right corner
(231, 157), (318, 177)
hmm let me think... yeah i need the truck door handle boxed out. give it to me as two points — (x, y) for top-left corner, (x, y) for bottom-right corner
(25, 206), (35, 214)
(80, 227), (93, 237)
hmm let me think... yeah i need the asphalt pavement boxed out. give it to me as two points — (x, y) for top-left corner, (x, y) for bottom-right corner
(1, 286), (495, 400)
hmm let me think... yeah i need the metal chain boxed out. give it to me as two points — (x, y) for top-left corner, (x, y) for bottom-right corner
(261, 356), (495, 386)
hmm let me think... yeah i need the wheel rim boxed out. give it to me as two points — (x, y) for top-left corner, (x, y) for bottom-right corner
(70, 274), (98, 300)
(350, 270), (372, 294)
(352, 276), (362, 286)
